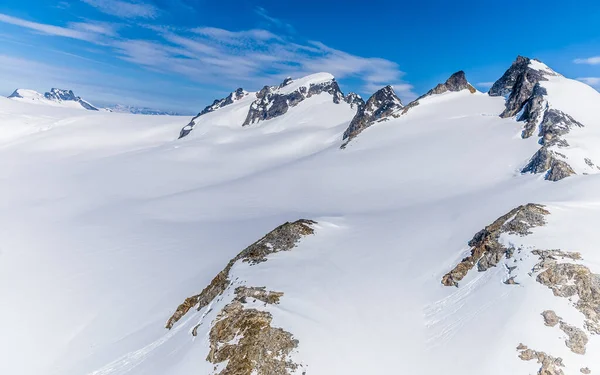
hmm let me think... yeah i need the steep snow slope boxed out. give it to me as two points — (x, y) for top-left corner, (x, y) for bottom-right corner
(1, 60), (600, 375)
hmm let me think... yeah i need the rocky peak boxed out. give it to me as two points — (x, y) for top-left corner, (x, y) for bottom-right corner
(178, 88), (250, 139)
(342, 85), (403, 144)
(45, 88), (78, 102)
(422, 71), (476, 98)
(43, 88), (98, 111)
(243, 73), (345, 126)
(489, 56), (557, 118)
(344, 92), (365, 109)
(279, 77), (293, 88)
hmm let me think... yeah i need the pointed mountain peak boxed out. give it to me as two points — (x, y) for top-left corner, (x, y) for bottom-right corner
(421, 71), (476, 99)
(243, 72), (343, 126)
(489, 56), (559, 118)
(341, 85), (404, 144)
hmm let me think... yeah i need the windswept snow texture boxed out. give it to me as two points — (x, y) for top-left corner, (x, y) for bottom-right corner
(1, 65), (600, 375)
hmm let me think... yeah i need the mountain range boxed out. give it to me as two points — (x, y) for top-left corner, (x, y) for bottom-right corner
(0, 56), (599, 375)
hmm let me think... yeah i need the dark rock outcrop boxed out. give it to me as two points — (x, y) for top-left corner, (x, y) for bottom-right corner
(344, 92), (365, 109)
(489, 56), (556, 118)
(178, 88), (249, 139)
(442, 204), (549, 287)
(243, 77), (344, 126)
(165, 219), (316, 329)
(341, 85), (403, 144)
(421, 71), (476, 98)
(522, 148), (575, 182)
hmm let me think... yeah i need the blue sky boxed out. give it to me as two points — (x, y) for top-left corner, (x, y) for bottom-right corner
(1, 0), (600, 113)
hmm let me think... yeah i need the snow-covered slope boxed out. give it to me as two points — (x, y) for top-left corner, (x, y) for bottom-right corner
(105, 104), (186, 116)
(8, 87), (99, 110)
(1, 57), (600, 375)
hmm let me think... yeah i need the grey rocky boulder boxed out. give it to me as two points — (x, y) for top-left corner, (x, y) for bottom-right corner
(342, 85), (403, 144)
(522, 148), (575, 181)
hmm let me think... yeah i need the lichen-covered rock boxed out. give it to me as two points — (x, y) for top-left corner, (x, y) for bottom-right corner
(207, 300), (299, 375)
(442, 204), (549, 286)
(517, 344), (565, 375)
(542, 310), (560, 327)
(179, 88), (249, 139)
(243, 77), (344, 126)
(341, 85), (403, 144)
(489, 56), (556, 118)
(559, 321), (588, 354)
(234, 286), (283, 305)
(536, 261), (600, 336)
(165, 219), (316, 329)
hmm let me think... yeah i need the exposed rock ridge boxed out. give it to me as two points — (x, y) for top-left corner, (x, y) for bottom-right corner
(243, 76), (345, 126)
(540, 310), (589, 354)
(165, 219), (316, 329)
(441, 203), (549, 287)
(420, 71), (476, 98)
(533, 251), (600, 336)
(489, 56), (557, 118)
(341, 71), (476, 147)
(517, 344), (565, 375)
(178, 88), (249, 139)
(341, 85), (403, 145)
(490, 56), (589, 181)
(44, 88), (99, 111)
(206, 286), (301, 375)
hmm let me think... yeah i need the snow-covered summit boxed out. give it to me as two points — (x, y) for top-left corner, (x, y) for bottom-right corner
(178, 72), (350, 138)
(8, 87), (99, 111)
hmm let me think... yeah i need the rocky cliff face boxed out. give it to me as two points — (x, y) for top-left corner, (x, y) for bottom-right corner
(243, 75), (345, 126)
(489, 56), (557, 118)
(489, 56), (593, 181)
(342, 85), (403, 144)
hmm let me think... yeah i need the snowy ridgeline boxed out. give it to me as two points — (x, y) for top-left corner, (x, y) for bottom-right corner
(1, 57), (600, 375)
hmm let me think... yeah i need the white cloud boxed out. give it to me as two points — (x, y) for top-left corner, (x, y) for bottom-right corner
(0, 13), (103, 42)
(1, 11), (415, 102)
(80, 0), (158, 19)
(254, 7), (295, 34)
(577, 77), (600, 87)
(573, 56), (600, 65)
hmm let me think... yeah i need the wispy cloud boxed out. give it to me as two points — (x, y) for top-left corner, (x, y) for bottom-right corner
(0, 13), (106, 42)
(577, 77), (600, 87)
(80, 0), (158, 19)
(254, 6), (295, 34)
(574, 56), (600, 65)
(1, 9), (415, 103)
(476, 81), (494, 88)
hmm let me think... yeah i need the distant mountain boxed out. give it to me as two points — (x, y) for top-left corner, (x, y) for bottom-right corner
(104, 104), (185, 116)
(8, 88), (99, 110)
